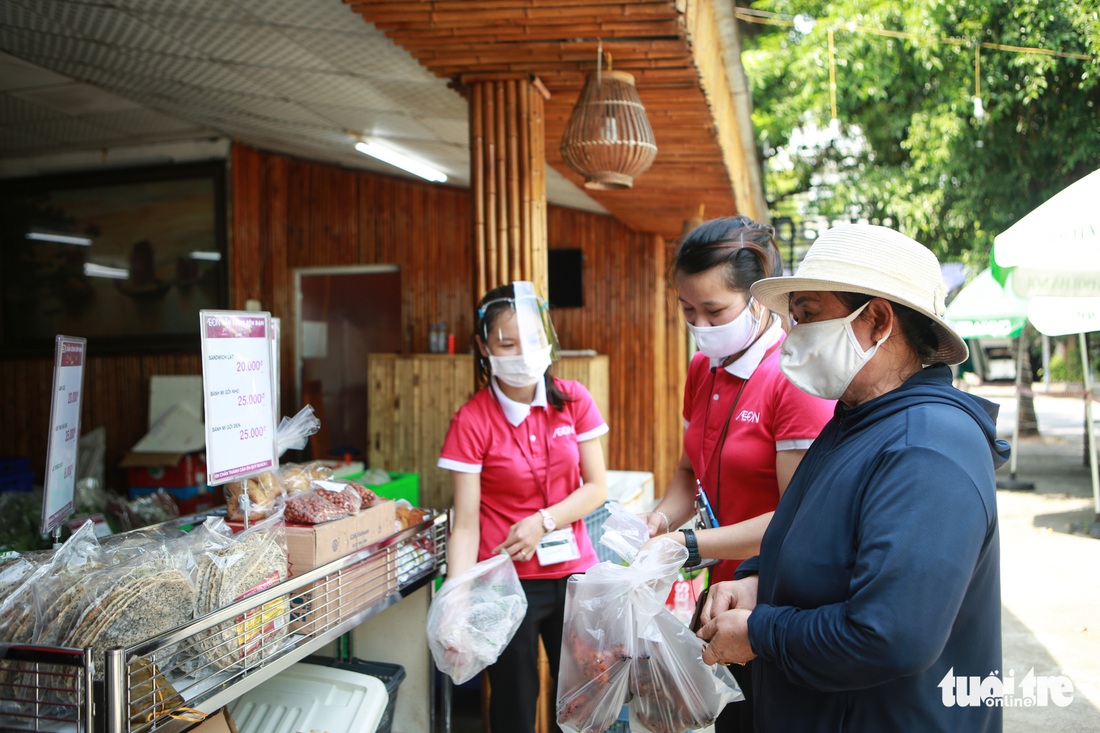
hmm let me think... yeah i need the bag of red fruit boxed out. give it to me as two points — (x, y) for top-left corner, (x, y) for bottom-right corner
(556, 504), (742, 733)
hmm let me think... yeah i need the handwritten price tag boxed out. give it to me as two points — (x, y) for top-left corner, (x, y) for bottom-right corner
(42, 335), (86, 536)
(201, 311), (278, 485)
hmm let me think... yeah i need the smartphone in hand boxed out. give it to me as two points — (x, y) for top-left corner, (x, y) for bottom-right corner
(690, 586), (711, 632)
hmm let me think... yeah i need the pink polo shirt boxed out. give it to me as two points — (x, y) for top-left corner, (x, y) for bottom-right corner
(684, 324), (835, 583)
(438, 377), (609, 580)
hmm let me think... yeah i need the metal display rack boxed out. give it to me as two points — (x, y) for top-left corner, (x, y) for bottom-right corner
(0, 512), (448, 733)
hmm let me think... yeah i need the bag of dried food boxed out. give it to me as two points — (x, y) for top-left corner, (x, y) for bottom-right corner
(277, 461), (334, 494)
(309, 479), (362, 515)
(191, 512), (290, 673)
(426, 552), (527, 685)
(557, 504), (742, 733)
(282, 486), (353, 525)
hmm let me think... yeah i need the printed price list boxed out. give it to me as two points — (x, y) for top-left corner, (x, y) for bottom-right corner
(42, 336), (85, 535)
(201, 312), (278, 485)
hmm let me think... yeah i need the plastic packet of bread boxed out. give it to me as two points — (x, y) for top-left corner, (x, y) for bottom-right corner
(276, 461), (334, 495)
(282, 488), (351, 525)
(224, 471), (284, 522)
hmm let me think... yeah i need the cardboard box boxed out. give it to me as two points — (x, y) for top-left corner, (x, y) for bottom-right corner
(121, 399), (207, 487)
(182, 707), (238, 733)
(124, 452), (207, 488)
(230, 501), (399, 633)
(289, 550), (396, 634)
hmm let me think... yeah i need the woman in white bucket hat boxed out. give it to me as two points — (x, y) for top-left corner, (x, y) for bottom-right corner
(694, 224), (1009, 732)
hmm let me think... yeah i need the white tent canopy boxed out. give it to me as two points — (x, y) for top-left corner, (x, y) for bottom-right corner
(992, 167), (1100, 527)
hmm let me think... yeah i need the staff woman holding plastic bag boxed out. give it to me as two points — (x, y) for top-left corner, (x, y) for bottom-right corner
(438, 281), (608, 733)
(644, 217), (835, 732)
(697, 225), (1007, 732)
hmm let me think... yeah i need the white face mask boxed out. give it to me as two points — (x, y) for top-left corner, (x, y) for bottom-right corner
(686, 299), (759, 361)
(780, 302), (891, 400)
(489, 344), (553, 388)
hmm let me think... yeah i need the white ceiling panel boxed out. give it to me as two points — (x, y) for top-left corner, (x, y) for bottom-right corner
(0, 0), (603, 213)
(230, 0), (369, 32)
(288, 28), (433, 80)
(0, 48), (70, 91)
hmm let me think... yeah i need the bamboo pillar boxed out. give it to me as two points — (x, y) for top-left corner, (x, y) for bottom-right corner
(464, 74), (550, 299)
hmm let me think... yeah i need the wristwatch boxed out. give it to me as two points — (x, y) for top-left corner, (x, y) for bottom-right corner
(680, 528), (701, 568)
(538, 508), (556, 533)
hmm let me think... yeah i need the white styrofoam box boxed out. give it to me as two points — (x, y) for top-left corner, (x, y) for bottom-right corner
(605, 470), (654, 513)
(228, 662), (388, 733)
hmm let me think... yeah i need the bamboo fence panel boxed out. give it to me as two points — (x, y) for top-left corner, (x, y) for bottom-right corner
(367, 354), (474, 510)
(555, 356), (610, 459)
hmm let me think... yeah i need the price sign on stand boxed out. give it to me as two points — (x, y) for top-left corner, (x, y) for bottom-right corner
(201, 311), (278, 486)
(42, 335), (86, 537)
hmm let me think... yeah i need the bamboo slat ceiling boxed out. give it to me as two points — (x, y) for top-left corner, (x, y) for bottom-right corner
(347, 0), (744, 240)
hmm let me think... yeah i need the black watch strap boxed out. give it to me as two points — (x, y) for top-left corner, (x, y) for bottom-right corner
(680, 528), (701, 568)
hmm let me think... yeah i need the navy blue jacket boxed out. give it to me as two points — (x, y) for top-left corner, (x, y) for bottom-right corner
(736, 365), (1009, 732)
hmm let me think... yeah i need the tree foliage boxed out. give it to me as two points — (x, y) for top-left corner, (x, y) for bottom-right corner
(742, 0), (1100, 264)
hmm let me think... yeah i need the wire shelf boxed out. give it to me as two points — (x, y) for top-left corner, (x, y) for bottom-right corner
(0, 512), (447, 733)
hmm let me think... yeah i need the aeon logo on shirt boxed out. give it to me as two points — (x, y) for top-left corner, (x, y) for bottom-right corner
(552, 426), (576, 439)
(737, 410), (761, 423)
(939, 667), (1075, 708)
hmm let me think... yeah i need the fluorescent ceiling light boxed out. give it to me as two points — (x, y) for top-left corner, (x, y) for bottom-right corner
(354, 140), (447, 183)
(83, 262), (129, 279)
(26, 231), (92, 246)
(190, 250), (222, 261)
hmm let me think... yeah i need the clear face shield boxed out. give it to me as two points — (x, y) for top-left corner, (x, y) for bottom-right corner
(478, 281), (560, 388)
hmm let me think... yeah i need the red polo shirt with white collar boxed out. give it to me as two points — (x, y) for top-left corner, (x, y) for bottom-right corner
(684, 325), (835, 583)
(439, 377), (608, 579)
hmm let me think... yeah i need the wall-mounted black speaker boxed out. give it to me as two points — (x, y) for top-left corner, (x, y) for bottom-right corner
(548, 248), (584, 308)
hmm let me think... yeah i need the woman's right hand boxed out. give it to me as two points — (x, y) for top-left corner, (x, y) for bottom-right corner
(698, 577), (758, 627)
(644, 510), (671, 537)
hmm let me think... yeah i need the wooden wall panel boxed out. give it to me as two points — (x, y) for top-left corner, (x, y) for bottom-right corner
(546, 209), (683, 485)
(0, 352), (201, 489)
(2, 143), (683, 501)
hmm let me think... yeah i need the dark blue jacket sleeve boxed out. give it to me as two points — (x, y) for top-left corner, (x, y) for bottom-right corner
(747, 446), (994, 691)
(734, 556), (760, 579)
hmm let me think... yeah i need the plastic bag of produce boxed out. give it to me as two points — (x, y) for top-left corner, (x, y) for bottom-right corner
(427, 552), (527, 684)
(557, 504), (742, 733)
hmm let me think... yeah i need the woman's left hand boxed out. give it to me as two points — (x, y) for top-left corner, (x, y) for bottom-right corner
(697, 609), (756, 666)
(495, 514), (545, 563)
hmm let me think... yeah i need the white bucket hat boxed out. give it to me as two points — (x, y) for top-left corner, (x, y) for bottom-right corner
(751, 224), (969, 365)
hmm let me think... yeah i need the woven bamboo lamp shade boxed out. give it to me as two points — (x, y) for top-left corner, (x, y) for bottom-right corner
(560, 56), (657, 190)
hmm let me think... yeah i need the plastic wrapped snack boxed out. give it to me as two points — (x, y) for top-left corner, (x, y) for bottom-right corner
(310, 480), (362, 514)
(282, 488), (349, 525)
(191, 513), (290, 672)
(427, 553), (528, 685)
(276, 461), (334, 495)
(224, 471), (284, 522)
(557, 504), (742, 733)
(343, 481), (379, 508)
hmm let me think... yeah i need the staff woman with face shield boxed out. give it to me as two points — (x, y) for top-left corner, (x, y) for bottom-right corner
(695, 225), (1008, 733)
(644, 216), (836, 732)
(438, 282), (608, 733)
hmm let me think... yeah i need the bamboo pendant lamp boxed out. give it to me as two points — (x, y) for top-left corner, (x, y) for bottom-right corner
(560, 48), (657, 190)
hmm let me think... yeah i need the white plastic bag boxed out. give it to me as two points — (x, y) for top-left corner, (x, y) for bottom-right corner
(557, 503), (743, 733)
(427, 553), (528, 684)
(276, 405), (321, 457)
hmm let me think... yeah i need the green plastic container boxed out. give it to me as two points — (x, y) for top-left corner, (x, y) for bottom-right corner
(345, 471), (419, 505)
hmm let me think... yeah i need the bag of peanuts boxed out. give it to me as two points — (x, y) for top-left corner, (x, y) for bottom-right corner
(282, 487), (353, 525)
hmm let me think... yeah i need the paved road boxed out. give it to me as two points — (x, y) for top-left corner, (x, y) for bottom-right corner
(970, 384), (1100, 731)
